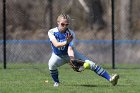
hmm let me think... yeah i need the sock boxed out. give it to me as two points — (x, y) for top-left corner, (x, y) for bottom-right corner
(50, 70), (59, 83)
(91, 65), (111, 81)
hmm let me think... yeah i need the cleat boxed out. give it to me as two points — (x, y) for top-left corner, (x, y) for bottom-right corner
(110, 74), (119, 86)
(54, 82), (59, 87)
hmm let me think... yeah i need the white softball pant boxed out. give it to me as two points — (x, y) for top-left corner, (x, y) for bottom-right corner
(48, 48), (96, 70)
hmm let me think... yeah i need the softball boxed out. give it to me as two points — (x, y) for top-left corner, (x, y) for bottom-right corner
(45, 80), (49, 83)
(83, 62), (90, 69)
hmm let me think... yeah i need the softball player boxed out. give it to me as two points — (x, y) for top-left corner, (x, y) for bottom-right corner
(48, 14), (119, 87)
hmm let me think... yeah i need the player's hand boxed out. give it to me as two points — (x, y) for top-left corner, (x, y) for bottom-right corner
(66, 32), (73, 44)
(69, 59), (84, 72)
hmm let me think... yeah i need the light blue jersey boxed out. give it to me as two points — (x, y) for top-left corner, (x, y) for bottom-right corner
(48, 27), (74, 55)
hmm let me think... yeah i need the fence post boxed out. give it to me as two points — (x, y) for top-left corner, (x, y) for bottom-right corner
(3, 0), (7, 69)
(48, 0), (53, 29)
(111, 0), (115, 69)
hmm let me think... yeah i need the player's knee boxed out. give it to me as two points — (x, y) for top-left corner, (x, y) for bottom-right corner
(85, 60), (96, 69)
(50, 69), (58, 74)
(48, 62), (57, 70)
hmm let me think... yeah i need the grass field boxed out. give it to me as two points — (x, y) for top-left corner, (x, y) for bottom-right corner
(0, 63), (140, 93)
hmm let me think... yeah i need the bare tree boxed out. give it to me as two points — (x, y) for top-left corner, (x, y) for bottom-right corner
(44, 0), (53, 30)
(78, 0), (106, 30)
(120, 0), (132, 39)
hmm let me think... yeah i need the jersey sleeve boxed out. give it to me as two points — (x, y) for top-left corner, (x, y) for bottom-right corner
(48, 29), (56, 41)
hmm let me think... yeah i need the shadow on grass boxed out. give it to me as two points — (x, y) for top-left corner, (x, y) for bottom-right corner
(65, 84), (136, 88)
(66, 84), (110, 87)
(102, 67), (140, 70)
(78, 84), (98, 87)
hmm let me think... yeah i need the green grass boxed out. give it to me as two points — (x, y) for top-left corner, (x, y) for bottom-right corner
(0, 63), (140, 93)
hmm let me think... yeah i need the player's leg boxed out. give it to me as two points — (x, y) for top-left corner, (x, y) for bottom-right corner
(74, 49), (119, 86)
(85, 60), (119, 86)
(48, 53), (61, 86)
(48, 53), (68, 87)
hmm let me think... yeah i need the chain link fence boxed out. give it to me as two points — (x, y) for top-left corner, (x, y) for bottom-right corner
(0, 0), (140, 69)
(0, 0), (3, 68)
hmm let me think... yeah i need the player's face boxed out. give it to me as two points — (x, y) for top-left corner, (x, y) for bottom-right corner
(57, 18), (69, 32)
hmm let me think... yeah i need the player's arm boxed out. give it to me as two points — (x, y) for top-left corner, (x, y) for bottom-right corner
(68, 46), (86, 72)
(51, 36), (73, 48)
(67, 30), (76, 59)
(48, 31), (73, 48)
(51, 38), (67, 48)
(68, 46), (75, 59)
